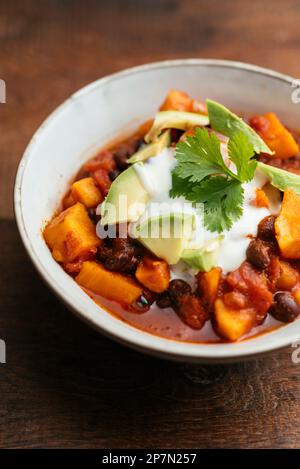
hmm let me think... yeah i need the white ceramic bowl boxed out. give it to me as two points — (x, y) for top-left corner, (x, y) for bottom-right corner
(15, 59), (300, 363)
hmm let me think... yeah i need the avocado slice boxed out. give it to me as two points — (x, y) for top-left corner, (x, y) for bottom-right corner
(100, 165), (150, 225)
(181, 236), (223, 272)
(257, 162), (300, 196)
(145, 111), (209, 143)
(128, 130), (171, 164)
(206, 99), (273, 155)
(135, 212), (195, 264)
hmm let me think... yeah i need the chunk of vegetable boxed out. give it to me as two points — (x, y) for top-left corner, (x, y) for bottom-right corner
(254, 188), (269, 208)
(293, 289), (300, 307)
(135, 257), (170, 293)
(223, 291), (247, 309)
(197, 267), (221, 309)
(44, 202), (100, 263)
(84, 150), (116, 173)
(257, 162), (300, 196)
(138, 119), (153, 137)
(71, 177), (103, 208)
(214, 299), (256, 341)
(174, 294), (208, 329)
(145, 111), (209, 143)
(266, 256), (281, 291)
(207, 99), (273, 155)
(160, 90), (194, 112)
(250, 113), (299, 158)
(128, 130), (171, 164)
(63, 191), (76, 209)
(92, 169), (111, 196)
(76, 261), (143, 305)
(214, 261), (273, 341)
(159, 90), (207, 115)
(275, 189), (300, 258)
(226, 261), (273, 322)
(276, 260), (299, 290)
(182, 237), (223, 273)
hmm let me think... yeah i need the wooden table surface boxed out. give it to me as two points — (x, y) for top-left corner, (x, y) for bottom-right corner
(1, 0), (300, 448)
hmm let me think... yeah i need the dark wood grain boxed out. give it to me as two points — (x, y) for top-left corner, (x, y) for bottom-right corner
(1, 0), (300, 449)
(2, 220), (300, 449)
(2, 0), (300, 220)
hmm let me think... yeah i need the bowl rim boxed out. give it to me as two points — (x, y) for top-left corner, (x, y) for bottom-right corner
(14, 58), (300, 362)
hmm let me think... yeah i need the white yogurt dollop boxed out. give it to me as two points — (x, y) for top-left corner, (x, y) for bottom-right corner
(209, 177), (269, 272)
(133, 147), (280, 273)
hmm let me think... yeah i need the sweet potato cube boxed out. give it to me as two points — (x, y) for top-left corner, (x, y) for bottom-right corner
(44, 202), (100, 263)
(275, 189), (300, 258)
(265, 112), (299, 158)
(293, 289), (300, 307)
(254, 188), (269, 208)
(71, 177), (103, 208)
(276, 261), (299, 290)
(138, 119), (154, 137)
(197, 267), (221, 309)
(214, 298), (256, 341)
(135, 257), (170, 293)
(160, 90), (193, 112)
(252, 113), (299, 158)
(76, 261), (143, 305)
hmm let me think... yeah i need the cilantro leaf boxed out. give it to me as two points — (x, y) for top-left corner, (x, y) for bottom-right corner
(228, 131), (257, 182)
(170, 127), (257, 233)
(175, 128), (236, 181)
(169, 173), (195, 198)
(173, 160), (218, 183)
(189, 177), (244, 232)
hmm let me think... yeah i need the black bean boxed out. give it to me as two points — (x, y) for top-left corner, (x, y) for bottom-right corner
(113, 138), (143, 170)
(97, 243), (112, 259)
(124, 255), (141, 273)
(170, 129), (184, 143)
(246, 239), (271, 269)
(156, 292), (171, 309)
(142, 289), (157, 306)
(114, 152), (128, 170)
(104, 252), (130, 271)
(168, 279), (192, 299)
(87, 207), (101, 224)
(257, 216), (276, 241)
(98, 237), (142, 273)
(129, 288), (156, 313)
(174, 294), (208, 329)
(129, 295), (151, 314)
(132, 137), (144, 152)
(109, 169), (120, 181)
(269, 291), (300, 323)
(156, 280), (192, 310)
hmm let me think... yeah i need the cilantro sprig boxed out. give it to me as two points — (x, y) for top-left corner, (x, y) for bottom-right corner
(170, 128), (257, 233)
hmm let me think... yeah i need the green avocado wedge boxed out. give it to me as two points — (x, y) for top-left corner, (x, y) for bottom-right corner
(127, 130), (171, 164)
(206, 99), (273, 155)
(145, 111), (209, 143)
(257, 162), (300, 196)
(100, 165), (149, 225)
(135, 212), (195, 264)
(181, 236), (223, 273)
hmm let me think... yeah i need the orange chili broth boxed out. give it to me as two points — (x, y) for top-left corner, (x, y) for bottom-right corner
(83, 288), (283, 344)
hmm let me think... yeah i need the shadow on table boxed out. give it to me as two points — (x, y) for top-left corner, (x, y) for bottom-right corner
(0, 220), (296, 448)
